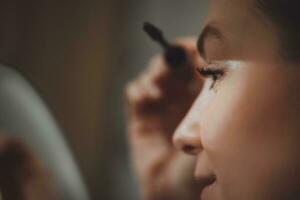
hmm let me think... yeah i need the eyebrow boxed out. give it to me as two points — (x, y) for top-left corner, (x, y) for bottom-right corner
(197, 24), (223, 60)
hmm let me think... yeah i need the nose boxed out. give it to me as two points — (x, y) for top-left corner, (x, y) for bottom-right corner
(173, 120), (203, 155)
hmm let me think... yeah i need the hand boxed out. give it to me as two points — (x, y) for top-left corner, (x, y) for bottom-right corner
(0, 135), (57, 200)
(125, 38), (204, 200)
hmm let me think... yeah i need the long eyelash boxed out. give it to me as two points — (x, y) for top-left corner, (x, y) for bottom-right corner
(196, 67), (225, 89)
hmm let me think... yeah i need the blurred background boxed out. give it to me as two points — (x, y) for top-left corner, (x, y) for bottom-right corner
(0, 0), (208, 199)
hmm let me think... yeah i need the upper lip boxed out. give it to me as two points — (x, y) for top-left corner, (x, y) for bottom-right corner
(194, 162), (217, 196)
(193, 154), (216, 198)
(195, 174), (216, 192)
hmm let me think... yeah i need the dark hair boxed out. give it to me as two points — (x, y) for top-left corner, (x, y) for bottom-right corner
(256, 0), (300, 61)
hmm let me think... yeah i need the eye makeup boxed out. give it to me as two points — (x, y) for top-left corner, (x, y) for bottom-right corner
(197, 61), (241, 90)
(197, 66), (225, 89)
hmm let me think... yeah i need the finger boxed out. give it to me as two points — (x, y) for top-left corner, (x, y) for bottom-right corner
(145, 55), (170, 86)
(124, 37), (204, 117)
(175, 37), (203, 68)
(146, 39), (203, 90)
(125, 77), (165, 118)
(175, 37), (198, 51)
(126, 78), (161, 106)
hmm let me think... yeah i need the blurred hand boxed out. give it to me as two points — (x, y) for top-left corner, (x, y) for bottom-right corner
(125, 38), (204, 200)
(0, 135), (57, 200)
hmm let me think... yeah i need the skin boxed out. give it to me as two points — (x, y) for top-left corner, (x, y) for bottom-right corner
(126, 38), (203, 200)
(126, 0), (300, 199)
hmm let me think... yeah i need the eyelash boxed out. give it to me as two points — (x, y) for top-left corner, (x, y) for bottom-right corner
(196, 66), (225, 89)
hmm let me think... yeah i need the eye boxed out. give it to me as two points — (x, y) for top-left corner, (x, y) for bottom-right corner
(196, 65), (225, 90)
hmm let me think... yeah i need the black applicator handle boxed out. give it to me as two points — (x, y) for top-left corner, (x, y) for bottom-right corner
(143, 22), (188, 68)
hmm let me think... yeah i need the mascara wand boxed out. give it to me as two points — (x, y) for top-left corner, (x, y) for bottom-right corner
(143, 22), (188, 68)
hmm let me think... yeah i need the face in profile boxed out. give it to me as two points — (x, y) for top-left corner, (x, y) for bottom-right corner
(173, 0), (300, 199)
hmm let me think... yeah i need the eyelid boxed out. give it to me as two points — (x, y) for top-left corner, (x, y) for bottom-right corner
(197, 60), (241, 82)
(207, 61), (227, 69)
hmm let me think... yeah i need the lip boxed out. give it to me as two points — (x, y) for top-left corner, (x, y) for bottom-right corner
(200, 180), (216, 200)
(199, 176), (216, 200)
(194, 156), (216, 199)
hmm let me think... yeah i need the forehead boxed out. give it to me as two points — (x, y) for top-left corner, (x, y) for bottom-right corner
(200, 0), (279, 62)
(210, 0), (254, 11)
(208, 0), (257, 28)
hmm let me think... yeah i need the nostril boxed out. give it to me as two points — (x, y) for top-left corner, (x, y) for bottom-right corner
(182, 145), (197, 155)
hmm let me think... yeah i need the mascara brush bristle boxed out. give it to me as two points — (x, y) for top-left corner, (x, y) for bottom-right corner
(143, 22), (170, 49)
(143, 22), (163, 41)
(143, 22), (188, 67)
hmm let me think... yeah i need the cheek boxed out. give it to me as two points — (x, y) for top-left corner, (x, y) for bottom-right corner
(198, 66), (300, 199)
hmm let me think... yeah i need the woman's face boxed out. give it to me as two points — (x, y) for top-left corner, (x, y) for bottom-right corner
(173, 0), (300, 199)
